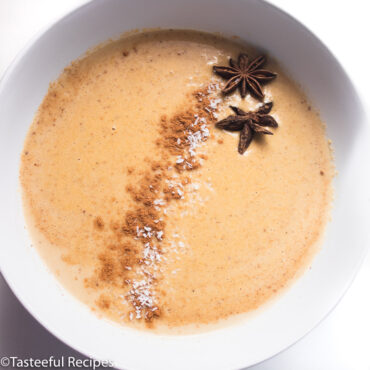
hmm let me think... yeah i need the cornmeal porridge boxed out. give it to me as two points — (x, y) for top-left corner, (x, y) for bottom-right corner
(20, 30), (333, 332)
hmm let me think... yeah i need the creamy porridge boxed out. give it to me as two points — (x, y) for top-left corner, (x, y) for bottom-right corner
(20, 30), (333, 331)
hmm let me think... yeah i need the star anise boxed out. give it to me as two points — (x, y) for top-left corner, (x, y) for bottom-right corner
(213, 54), (277, 99)
(216, 102), (278, 154)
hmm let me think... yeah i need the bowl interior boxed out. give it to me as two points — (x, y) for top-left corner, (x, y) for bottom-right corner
(0, 0), (369, 369)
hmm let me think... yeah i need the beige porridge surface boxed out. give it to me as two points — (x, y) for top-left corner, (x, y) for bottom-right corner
(20, 30), (333, 331)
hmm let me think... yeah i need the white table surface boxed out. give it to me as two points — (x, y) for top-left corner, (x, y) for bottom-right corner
(0, 1), (369, 369)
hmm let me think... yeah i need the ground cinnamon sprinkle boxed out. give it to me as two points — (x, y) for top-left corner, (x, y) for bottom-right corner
(88, 84), (221, 323)
(94, 216), (104, 230)
(97, 295), (111, 310)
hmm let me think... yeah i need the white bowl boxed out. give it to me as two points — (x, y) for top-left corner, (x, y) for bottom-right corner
(0, 0), (369, 369)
